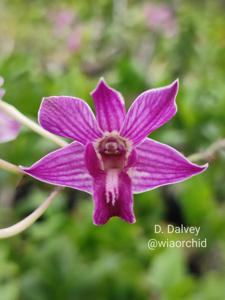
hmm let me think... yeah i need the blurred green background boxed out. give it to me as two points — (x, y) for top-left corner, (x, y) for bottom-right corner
(0, 0), (225, 299)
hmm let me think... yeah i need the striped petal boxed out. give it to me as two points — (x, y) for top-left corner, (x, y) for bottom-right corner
(21, 142), (93, 194)
(129, 138), (208, 193)
(85, 143), (135, 225)
(120, 80), (178, 145)
(91, 78), (126, 132)
(39, 96), (102, 145)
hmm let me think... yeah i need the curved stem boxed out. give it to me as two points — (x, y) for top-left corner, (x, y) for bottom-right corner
(0, 159), (22, 174)
(0, 188), (62, 239)
(0, 100), (67, 147)
(188, 139), (225, 162)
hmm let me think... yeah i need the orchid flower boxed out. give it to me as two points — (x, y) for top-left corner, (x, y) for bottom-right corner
(0, 77), (20, 143)
(22, 79), (208, 225)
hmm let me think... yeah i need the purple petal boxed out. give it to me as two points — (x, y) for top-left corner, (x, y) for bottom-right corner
(120, 80), (179, 145)
(85, 143), (135, 225)
(0, 109), (20, 143)
(130, 138), (208, 193)
(91, 78), (126, 132)
(92, 172), (135, 225)
(21, 142), (93, 194)
(39, 96), (102, 145)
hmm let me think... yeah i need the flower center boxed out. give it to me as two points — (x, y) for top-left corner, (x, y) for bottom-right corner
(99, 137), (126, 156)
(95, 132), (131, 171)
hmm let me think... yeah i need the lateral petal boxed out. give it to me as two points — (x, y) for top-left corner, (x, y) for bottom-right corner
(120, 80), (178, 145)
(21, 142), (93, 194)
(39, 96), (102, 145)
(130, 138), (208, 193)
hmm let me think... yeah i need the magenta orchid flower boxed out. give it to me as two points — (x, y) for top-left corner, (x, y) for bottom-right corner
(0, 77), (20, 143)
(22, 79), (207, 225)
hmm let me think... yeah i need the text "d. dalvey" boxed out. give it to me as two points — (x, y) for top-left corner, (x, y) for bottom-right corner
(154, 224), (200, 236)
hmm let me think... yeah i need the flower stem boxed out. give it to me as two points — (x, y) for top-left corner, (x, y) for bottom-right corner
(0, 159), (22, 175)
(0, 100), (67, 147)
(188, 139), (225, 162)
(0, 188), (62, 239)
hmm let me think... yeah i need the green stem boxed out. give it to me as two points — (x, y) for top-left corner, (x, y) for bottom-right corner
(0, 159), (22, 174)
(0, 100), (68, 147)
(0, 188), (62, 239)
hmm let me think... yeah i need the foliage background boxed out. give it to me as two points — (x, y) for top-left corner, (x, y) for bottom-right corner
(0, 0), (225, 299)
